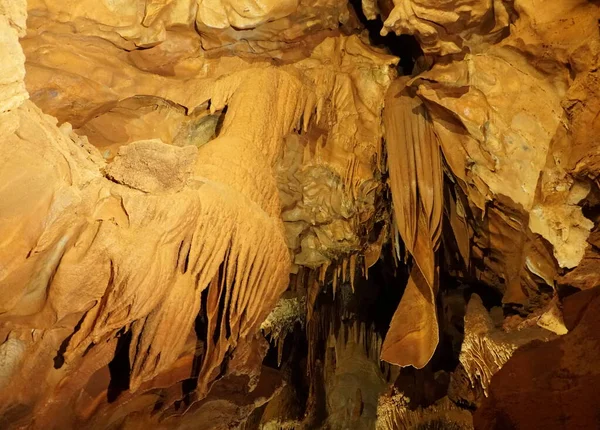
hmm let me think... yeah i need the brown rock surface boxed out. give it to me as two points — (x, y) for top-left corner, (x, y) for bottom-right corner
(1, 0), (600, 428)
(475, 287), (600, 429)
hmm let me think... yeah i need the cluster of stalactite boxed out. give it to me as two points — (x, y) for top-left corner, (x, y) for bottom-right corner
(1, 0), (600, 429)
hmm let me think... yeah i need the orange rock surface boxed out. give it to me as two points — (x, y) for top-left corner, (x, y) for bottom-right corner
(1, 0), (599, 428)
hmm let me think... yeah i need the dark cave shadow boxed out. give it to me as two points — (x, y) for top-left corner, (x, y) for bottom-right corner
(348, 0), (423, 75)
(107, 330), (132, 403)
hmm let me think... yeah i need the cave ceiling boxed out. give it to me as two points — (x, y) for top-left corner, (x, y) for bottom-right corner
(0, 0), (599, 429)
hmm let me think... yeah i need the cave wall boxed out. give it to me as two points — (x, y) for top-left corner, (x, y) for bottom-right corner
(0, 0), (599, 429)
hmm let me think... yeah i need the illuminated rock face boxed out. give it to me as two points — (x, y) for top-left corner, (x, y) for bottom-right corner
(1, 0), (600, 428)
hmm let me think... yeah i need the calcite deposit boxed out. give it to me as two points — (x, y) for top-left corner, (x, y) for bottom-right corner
(0, 0), (599, 429)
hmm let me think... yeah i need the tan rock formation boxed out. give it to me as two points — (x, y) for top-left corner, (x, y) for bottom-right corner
(0, 0), (27, 112)
(475, 286), (600, 429)
(377, 394), (473, 430)
(380, 0), (510, 55)
(1, 1), (397, 427)
(458, 294), (556, 395)
(1, 0), (600, 428)
(380, 77), (442, 369)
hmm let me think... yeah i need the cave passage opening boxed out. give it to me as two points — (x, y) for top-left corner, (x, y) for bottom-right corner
(348, 0), (423, 75)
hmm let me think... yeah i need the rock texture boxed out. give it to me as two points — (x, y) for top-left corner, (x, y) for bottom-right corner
(475, 287), (600, 429)
(1, 1), (396, 428)
(1, 0), (600, 429)
(376, 0), (600, 379)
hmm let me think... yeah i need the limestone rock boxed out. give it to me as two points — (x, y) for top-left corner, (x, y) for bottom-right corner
(380, 0), (510, 56)
(475, 287), (600, 429)
(2, 0), (600, 428)
(0, 3), (27, 112)
(458, 295), (555, 395)
(105, 139), (198, 193)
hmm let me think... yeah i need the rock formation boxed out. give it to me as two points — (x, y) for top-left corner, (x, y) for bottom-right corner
(0, 0), (599, 429)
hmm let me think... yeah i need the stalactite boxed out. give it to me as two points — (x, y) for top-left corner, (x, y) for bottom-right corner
(458, 294), (556, 396)
(381, 77), (443, 369)
(2, 0), (600, 428)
